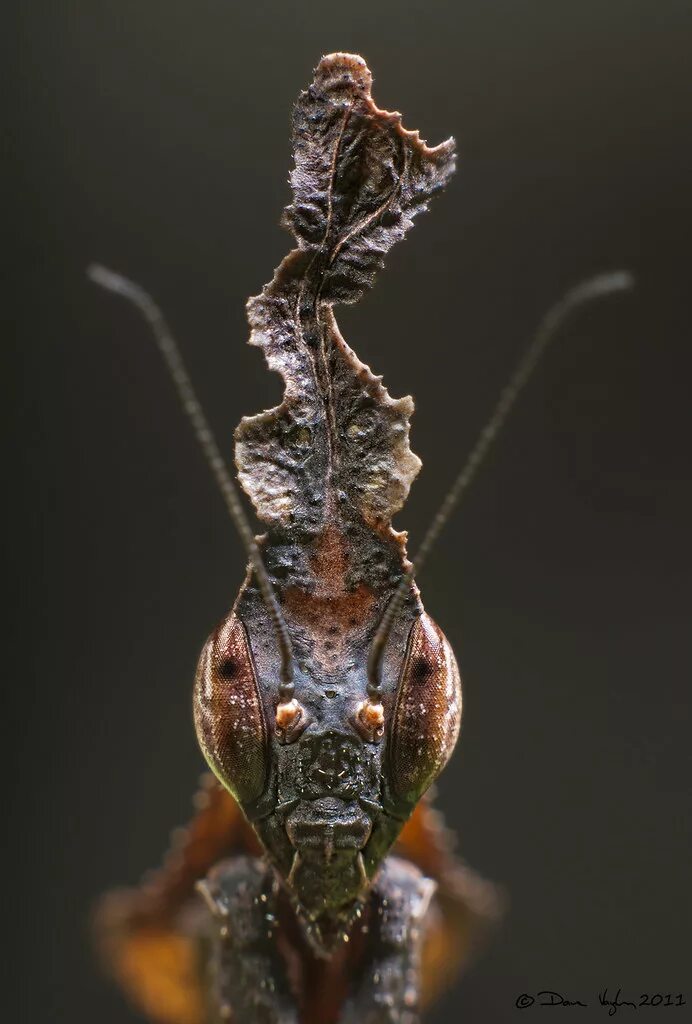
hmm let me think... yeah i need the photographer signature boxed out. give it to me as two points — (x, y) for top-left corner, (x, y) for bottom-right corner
(516, 990), (687, 1015)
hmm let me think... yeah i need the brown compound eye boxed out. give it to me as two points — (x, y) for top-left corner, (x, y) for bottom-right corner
(387, 613), (462, 809)
(193, 614), (268, 806)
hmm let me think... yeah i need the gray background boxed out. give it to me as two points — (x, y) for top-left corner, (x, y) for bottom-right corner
(8, 1), (692, 1021)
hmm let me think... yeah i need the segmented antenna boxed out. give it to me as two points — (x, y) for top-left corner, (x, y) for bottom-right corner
(88, 265), (295, 696)
(367, 270), (634, 698)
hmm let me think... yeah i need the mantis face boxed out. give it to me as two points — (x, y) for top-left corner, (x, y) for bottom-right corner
(194, 601), (461, 950)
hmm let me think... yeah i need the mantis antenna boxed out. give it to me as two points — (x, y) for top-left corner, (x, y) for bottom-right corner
(87, 264), (296, 697)
(367, 270), (635, 699)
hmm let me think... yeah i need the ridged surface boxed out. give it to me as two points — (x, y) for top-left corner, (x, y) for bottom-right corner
(235, 52), (455, 534)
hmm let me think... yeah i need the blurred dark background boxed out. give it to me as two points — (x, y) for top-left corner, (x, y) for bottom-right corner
(7, 2), (692, 1021)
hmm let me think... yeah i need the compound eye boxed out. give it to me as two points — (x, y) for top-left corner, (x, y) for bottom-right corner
(387, 613), (462, 808)
(193, 614), (268, 806)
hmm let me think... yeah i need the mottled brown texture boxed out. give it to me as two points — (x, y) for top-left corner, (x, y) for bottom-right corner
(280, 522), (378, 673)
(96, 53), (489, 1024)
(194, 616), (268, 805)
(235, 51), (454, 545)
(388, 614), (462, 807)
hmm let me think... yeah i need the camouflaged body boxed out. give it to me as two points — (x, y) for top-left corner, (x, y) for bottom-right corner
(96, 54), (499, 1024)
(195, 51), (460, 955)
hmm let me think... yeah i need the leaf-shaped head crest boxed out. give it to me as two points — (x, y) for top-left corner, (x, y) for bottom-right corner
(235, 53), (456, 546)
